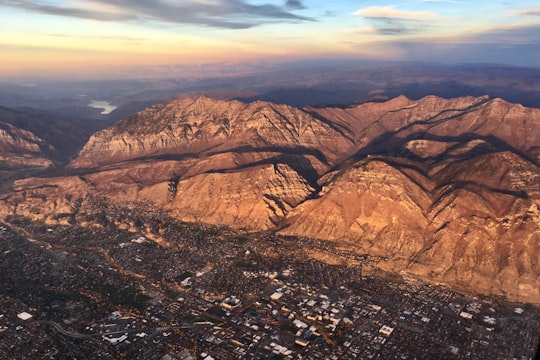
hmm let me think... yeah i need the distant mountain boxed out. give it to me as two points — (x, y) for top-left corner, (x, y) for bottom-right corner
(0, 105), (115, 193)
(0, 111), (55, 193)
(0, 106), (109, 159)
(1, 95), (538, 303)
(0, 117), (53, 169)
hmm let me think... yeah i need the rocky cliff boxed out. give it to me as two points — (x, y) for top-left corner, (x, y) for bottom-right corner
(1, 95), (538, 303)
(0, 119), (53, 168)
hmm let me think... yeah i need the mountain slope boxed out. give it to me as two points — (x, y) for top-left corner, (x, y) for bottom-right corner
(0, 105), (108, 160)
(280, 152), (539, 302)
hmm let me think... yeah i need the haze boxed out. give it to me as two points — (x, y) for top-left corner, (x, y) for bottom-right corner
(1, 0), (540, 79)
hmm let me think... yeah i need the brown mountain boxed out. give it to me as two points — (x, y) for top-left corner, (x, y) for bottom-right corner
(71, 96), (353, 172)
(1, 95), (538, 303)
(0, 119), (53, 169)
(0, 105), (109, 160)
(0, 110), (56, 193)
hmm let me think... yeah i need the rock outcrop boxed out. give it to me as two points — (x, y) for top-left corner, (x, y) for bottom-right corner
(308, 95), (540, 163)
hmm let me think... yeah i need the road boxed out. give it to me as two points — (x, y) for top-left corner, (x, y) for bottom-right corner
(31, 320), (92, 340)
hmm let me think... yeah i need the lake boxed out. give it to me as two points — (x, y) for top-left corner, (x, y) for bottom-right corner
(88, 100), (117, 115)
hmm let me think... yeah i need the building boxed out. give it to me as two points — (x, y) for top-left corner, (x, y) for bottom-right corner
(17, 312), (32, 321)
(379, 325), (394, 336)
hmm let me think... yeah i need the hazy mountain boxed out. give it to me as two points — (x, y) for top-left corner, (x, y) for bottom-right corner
(0, 106), (111, 159)
(0, 95), (538, 303)
(0, 117), (53, 169)
(3, 63), (540, 124)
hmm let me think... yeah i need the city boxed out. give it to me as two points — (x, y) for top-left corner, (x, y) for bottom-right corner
(0, 202), (538, 359)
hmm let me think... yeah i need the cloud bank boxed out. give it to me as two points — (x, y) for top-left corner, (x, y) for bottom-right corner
(353, 5), (440, 36)
(1, 0), (313, 29)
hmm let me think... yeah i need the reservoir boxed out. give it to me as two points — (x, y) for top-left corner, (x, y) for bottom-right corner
(88, 100), (117, 114)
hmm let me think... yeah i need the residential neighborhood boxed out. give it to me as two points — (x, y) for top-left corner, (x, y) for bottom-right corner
(0, 211), (538, 359)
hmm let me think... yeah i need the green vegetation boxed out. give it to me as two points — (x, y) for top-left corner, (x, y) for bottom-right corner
(97, 284), (151, 312)
(175, 271), (193, 282)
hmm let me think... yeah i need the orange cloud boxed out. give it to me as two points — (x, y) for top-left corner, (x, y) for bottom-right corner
(354, 5), (440, 19)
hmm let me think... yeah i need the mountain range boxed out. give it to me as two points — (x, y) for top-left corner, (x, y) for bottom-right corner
(0, 95), (538, 303)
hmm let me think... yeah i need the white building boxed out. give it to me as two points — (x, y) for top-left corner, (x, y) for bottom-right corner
(270, 292), (283, 301)
(459, 311), (473, 319)
(17, 312), (33, 321)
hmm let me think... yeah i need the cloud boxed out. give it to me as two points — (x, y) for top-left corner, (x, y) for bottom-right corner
(348, 24), (431, 36)
(347, 24), (540, 67)
(0, 0), (314, 29)
(285, 0), (306, 10)
(1, 0), (135, 21)
(516, 9), (540, 16)
(465, 24), (540, 45)
(354, 5), (440, 19)
(375, 26), (429, 35)
(353, 5), (439, 37)
(46, 33), (145, 42)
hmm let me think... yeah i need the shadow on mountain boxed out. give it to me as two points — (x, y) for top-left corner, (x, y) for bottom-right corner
(199, 154), (321, 189)
(435, 180), (529, 199)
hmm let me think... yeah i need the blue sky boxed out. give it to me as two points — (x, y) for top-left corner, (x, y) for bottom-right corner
(1, 0), (539, 77)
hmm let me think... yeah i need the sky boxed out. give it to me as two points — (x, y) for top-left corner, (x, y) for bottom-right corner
(1, 0), (540, 78)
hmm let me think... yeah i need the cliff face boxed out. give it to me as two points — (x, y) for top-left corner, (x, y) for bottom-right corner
(0, 119), (53, 168)
(308, 95), (540, 163)
(1, 95), (539, 303)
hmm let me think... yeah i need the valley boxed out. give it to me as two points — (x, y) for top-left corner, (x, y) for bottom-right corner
(1, 208), (538, 359)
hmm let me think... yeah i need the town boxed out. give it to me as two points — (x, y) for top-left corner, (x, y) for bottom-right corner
(0, 203), (538, 359)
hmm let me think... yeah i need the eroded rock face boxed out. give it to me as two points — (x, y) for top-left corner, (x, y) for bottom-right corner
(281, 152), (540, 303)
(281, 158), (432, 248)
(1, 95), (539, 303)
(71, 96), (354, 173)
(167, 163), (315, 231)
(0, 120), (53, 168)
(308, 95), (540, 163)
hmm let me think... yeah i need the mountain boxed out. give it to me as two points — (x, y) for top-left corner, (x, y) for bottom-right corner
(0, 118), (53, 169)
(0, 95), (538, 303)
(0, 105), (111, 159)
(0, 114), (54, 194)
(307, 95), (539, 162)
(71, 96), (353, 170)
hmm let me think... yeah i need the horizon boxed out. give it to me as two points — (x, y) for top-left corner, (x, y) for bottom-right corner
(1, 0), (540, 79)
